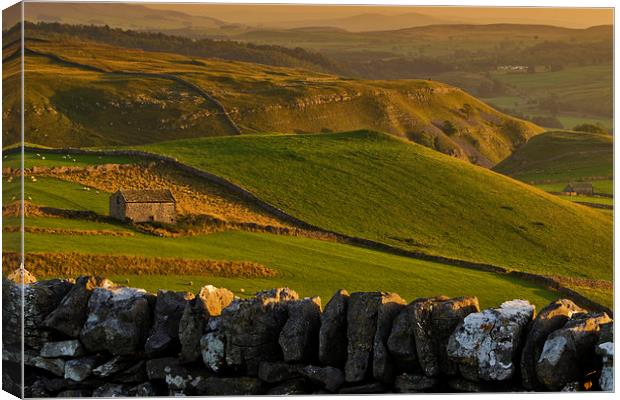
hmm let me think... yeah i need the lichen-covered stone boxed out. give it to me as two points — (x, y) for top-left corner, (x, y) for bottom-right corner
(424, 296), (480, 376)
(520, 299), (584, 390)
(92, 356), (133, 378)
(24, 350), (65, 377)
(178, 285), (234, 363)
(25, 279), (74, 348)
(144, 290), (194, 357)
(40, 340), (85, 358)
(279, 296), (321, 362)
(200, 316), (226, 372)
(596, 321), (613, 392)
(64, 356), (100, 382)
(43, 276), (113, 338)
(80, 286), (151, 355)
(221, 288), (298, 375)
(447, 299), (535, 381)
(318, 289), (349, 367)
(536, 312), (611, 390)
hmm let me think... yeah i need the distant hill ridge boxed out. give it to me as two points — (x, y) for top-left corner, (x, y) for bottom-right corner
(3, 28), (542, 166)
(4, 22), (340, 74)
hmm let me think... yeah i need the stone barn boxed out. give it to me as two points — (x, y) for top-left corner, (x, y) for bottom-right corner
(109, 189), (176, 224)
(562, 182), (594, 196)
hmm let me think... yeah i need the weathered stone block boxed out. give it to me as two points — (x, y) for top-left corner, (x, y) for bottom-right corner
(520, 299), (584, 390)
(447, 299), (535, 381)
(144, 290), (194, 357)
(221, 288), (298, 375)
(279, 296), (322, 362)
(64, 356), (100, 382)
(80, 286), (151, 355)
(318, 289), (349, 367)
(536, 312), (611, 390)
(179, 285), (234, 363)
(345, 292), (404, 383)
(43, 276), (113, 338)
(41, 340), (85, 358)
(372, 293), (406, 383)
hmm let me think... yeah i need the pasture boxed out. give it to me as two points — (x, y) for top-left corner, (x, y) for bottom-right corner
(3, 222), (561, 309)
(139, 130), (612, 282)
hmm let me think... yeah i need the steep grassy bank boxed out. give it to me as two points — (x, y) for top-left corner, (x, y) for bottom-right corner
(493, 130), (613, 183)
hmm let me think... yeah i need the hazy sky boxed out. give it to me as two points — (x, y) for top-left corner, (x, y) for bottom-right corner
(146, 4), (613, 28)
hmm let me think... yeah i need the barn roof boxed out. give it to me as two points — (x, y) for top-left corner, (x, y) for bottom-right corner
(117, 189), (176, 203)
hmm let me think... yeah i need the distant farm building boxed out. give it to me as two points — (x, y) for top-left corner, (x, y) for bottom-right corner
(562, 182), (594, 196)
(110, 189), (176, 223)
(497, 65), (528, 73)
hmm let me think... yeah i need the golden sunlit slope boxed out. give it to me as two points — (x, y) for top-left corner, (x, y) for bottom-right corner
(4, 35), (543, 166)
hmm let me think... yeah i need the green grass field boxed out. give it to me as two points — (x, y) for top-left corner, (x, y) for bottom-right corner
(493, 130), (613, 183)
(3, 151), (138, 169)
(3, 176), (110, 214)
(2, 225), (561, 309)
(138, 130), (612, 282)
(4, 216), (130, 231)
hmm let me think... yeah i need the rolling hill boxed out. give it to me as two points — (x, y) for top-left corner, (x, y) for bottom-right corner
(3, 32), (542, 166)
(138, 130), (612, 283)
(493, 130), (613, 183)
(2, 150), (563, 309)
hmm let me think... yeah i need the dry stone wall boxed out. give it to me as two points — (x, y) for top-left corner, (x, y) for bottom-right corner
(1, 277), (614, 397)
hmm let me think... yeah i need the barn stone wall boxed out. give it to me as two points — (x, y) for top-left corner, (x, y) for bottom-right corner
(1, 277), (614, 397)
(123, 202), (176, 224)
(108, 193), (126, 221)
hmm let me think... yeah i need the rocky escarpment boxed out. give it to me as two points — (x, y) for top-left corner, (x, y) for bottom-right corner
(1, 277), (614, 397)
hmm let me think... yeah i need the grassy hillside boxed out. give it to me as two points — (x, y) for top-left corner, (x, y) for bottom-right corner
(3, 34), (542, 166)
(3, 219), (560, 309)
(139, 130), (612, 282)
(3, 176), (109, 214)
(2, 149), (566, 308)
(493, 130), (613, 183)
